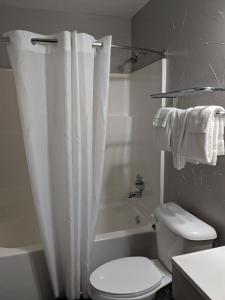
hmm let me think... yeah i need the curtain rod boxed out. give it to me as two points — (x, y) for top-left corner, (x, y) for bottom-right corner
(0, 36), (165, 56)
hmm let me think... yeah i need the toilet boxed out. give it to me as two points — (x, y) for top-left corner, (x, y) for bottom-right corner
(89, 202), (217, 300)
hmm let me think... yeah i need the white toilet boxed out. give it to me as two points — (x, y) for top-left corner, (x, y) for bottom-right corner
(89, 202), (217, 300)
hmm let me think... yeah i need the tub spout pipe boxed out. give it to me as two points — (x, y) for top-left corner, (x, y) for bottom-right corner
(128, 191), (143, 198)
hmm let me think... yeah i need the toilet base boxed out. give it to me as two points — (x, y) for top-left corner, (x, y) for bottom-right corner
(89, 288), (156, 300)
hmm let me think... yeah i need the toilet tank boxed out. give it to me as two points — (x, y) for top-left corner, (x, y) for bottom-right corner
(154, 202), (217, 272)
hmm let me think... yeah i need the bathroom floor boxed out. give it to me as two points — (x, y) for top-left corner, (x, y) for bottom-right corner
(156, 284), (173, 299)
(53, 285), (173, 300)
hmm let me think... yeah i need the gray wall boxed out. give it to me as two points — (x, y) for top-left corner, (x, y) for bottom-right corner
(132, 0), (225, 246)
(0, 6), (131, 72)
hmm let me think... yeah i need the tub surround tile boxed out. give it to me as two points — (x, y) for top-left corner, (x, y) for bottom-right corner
(0, 70), (30, 189)
(0, 132), (30, 188)
(130, 61), (162, 215)
(101, 116), (132, 204)
(102, 62), (162, 214)
(101, 75), (133, 206)
(0, 69), (21, 132)
(108, 74), (130, 116)
(0, 69), (39, 238)
(95, 200), (151, 235)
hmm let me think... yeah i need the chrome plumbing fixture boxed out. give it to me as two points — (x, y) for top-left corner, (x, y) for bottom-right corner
(128, 174), (145, 198)
(135, 215), (141, 225)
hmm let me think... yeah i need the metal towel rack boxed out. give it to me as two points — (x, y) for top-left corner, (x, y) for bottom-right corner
(150, 87), (225, 116)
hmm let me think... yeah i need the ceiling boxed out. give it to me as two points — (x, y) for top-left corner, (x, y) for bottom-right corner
(0, 0), (150, 18)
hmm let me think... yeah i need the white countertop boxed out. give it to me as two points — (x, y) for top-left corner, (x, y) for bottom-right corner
(172, 246), (225, 300)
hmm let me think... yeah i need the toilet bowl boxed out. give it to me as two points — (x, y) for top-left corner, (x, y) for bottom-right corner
(89, 202), (217, 300)
(89, 257), (171, 300)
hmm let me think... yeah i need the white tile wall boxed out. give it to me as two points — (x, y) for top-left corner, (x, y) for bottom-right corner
(101, 64), (162, 210)
(0, 69), (37, 223)
(129, 61), (162, 215)
(101, 74), (132, 204)
(108, 74), (130, 116)
(101, 115), (132, 203)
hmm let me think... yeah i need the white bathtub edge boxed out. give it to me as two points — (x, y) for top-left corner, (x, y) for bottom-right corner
(95, 224), (154, 242)
(0, 243), (42, 257)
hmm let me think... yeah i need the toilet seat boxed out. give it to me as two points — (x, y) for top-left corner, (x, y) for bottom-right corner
(90, 257), (162, 297)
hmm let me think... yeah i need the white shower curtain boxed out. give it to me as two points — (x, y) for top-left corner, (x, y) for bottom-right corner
(5, 30), (111, 299)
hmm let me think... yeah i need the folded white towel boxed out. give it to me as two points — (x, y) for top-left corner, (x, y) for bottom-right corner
(182, 106), (225, 165)
(171, 108), (193, 170)
(153, 108), (176, 151)
(217, 112), (225, 156)
(153, 107), (175, 127)
(154, 105), (225, 170)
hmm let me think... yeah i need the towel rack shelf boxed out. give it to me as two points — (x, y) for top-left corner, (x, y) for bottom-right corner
(151, 87), (225, 116)
(151, 87), (225, 99)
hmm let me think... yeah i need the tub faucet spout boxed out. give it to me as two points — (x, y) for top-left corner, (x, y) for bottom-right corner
(128, 191), (142, 198)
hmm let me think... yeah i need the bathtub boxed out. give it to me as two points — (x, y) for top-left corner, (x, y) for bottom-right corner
(92, 201), (157, 271)
(0, 202), (156, 300)
(95, 201), (153, 239)
(0, 214), (53, 300)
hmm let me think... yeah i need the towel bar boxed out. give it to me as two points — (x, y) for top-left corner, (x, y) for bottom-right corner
(151, 87), (225, 117)
(151, 87), (225, 98)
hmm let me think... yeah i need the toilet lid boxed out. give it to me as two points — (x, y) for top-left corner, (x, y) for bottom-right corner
(90, 257), (162, 295)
